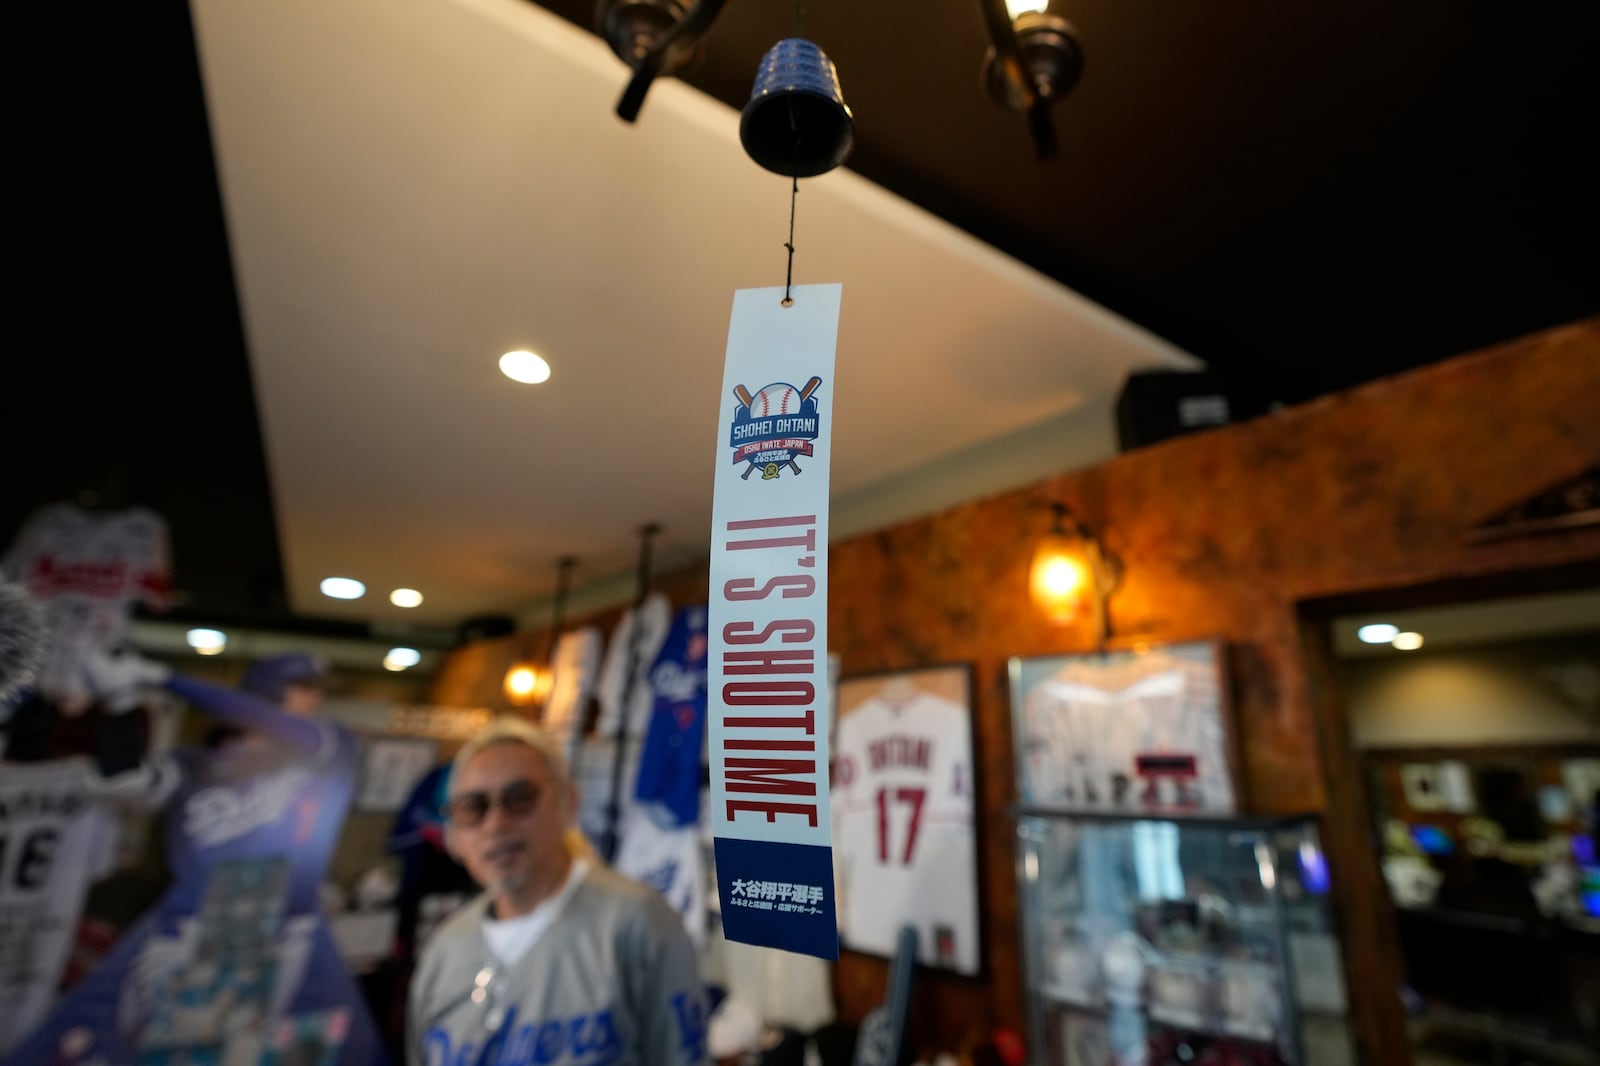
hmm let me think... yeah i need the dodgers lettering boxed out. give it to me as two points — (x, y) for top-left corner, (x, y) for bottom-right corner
(424, 1008), (622, 1066)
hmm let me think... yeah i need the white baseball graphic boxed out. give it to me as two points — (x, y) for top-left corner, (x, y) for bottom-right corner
(753, 383), (800, 417)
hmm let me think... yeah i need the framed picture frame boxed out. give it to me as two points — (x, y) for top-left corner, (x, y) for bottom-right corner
(833, 663), (982, 976)
(1009, 639), (1239, 816)
(356, 736), (440, 813)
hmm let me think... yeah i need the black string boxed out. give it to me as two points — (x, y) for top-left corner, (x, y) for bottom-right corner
(782, 174), (797, 307)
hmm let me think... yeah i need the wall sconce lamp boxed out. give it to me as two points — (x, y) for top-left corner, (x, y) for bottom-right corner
(598, 0), (730, 122)
(1029, 502), (1121, 643)
(979, 0), (1084, 161)
(502, 555), (578, 711)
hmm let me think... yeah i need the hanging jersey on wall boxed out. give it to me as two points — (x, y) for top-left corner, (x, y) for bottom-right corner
(542, 627), (602, 756)
(832, 692), (979, 975)
(635, 605), (708, 828)
(594, 593), (672, 739)
(1, 503), (170, 711)
(1021, 646), (1233, 814)
(615, 804), (707, 946)
(0, 758), (118, 1055)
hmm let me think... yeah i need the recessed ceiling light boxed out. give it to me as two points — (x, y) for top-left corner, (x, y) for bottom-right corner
(1357, 623), (1399, 644)
(321, 577), (365, 600)
(384, 647), (422, 670)
(499, 350), (551, 384)
(186, 628), (227, 655)
(390, 588), (424, 608)
(1392, 631), (1424, 651)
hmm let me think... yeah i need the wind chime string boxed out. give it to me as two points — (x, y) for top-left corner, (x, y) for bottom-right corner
(780, 0), (805, 307)
(782, 173), (797, 307)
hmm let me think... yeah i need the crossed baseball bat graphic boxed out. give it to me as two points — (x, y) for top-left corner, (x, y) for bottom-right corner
(737, 375), (823, 479)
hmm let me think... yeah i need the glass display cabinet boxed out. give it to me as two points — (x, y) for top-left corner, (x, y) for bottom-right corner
(1014, 811), (1357, 1066)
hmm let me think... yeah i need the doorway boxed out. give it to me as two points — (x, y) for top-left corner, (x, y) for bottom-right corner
(1300, 570), (1600, 1065)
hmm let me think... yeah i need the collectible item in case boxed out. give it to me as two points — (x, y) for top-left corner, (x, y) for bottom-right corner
(1009, 640), (1238, 816)
(1016, 811), (1355, 1065)
(833, 664), (981, 975)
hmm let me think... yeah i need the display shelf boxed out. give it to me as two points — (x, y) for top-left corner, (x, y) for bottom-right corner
(1014, 810), (1354, 1065)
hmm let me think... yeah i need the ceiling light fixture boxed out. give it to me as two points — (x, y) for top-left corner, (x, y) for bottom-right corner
(1357, 623), (1399, 644)
(389, 588), (424, 608)
(320, 577), (365, 600)
(599, 0), (729, 122)
(1391, 632), (1425, 651)
(978, 0), (1084, 161)
(186, 628), (227, 655)
(499, 350), (551, 385)
(383, 647), (422, 671)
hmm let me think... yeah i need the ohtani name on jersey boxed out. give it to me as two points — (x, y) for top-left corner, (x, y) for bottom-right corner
(869, 736), (931, 771)
(717, 513), (823, 830)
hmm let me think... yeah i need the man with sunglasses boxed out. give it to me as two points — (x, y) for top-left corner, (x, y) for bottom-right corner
(408, 718), (707, 1066)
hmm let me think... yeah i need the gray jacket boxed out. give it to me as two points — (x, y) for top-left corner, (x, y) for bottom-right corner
(408, 865), (707, 1066)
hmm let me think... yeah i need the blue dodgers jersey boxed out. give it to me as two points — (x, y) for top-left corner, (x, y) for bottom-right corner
(633, 606), (708, 827)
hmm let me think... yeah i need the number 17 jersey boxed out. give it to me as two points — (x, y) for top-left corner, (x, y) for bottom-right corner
(831, 693), (978, 974)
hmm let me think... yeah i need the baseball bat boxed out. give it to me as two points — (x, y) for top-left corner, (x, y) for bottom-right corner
(787, 460), (803, 475)
(734, 385), (754, 408)
(798, 376), (822, 403)
(741, 462), (757, 480)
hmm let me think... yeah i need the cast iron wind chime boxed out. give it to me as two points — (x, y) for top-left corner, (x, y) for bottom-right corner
(599, 0), (1085, 164)
(602, 0), (856, 300)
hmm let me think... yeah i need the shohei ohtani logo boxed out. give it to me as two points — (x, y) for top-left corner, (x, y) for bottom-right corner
(729, 376), (823, 480)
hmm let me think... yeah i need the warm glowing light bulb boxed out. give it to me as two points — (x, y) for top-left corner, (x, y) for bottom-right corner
(505, 664), (539, 700)
(1038, 555), (1088, 597)
(1391, 631), (1424, 651)
(390, 588), (423, 608)
(1030, 533), (1092, 623)
(499, 350), (551, 385)
(1006, 0), (1049, 18)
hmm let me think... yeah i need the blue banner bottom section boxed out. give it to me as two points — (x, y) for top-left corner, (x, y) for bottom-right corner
(714, 837), (840, 960)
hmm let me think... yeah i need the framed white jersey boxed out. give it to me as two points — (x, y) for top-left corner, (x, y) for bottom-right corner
(831, 664), (981, 976)
(1009, 640), (1238, 816)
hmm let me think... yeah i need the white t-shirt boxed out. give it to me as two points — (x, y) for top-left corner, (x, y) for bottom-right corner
(480, 859), (590, 966)
(0, 758), (119, 1054)
(832, 693), (979, 974)
(1, 503), (170, 709)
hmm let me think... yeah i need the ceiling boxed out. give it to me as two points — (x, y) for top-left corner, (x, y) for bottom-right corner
(1335, 589), (1600, 659)
(9, 0), (1598, 643)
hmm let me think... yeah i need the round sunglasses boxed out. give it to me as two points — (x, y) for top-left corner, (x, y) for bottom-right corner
(444, 779), (542, 828)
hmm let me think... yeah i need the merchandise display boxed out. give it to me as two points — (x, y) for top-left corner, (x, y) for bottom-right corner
(1015, 812), (1355, 1066)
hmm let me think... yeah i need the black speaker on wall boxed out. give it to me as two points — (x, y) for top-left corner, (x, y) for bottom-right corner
(1114, 368), (1274, 452)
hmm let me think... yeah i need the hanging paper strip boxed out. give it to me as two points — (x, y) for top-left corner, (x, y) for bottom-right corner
(707, 284), (841, 959)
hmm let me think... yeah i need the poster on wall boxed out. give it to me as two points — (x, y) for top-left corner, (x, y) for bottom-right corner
(1010, 640), (1238, 815)
(833, 664), (981, 975)
(356, 736), (438, 813)
(707, 284), (841, 959)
